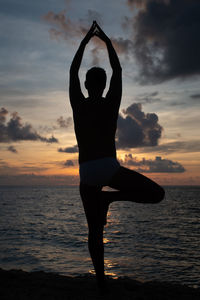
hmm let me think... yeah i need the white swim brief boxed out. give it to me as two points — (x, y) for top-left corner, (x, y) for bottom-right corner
(79, 157), (120, 186)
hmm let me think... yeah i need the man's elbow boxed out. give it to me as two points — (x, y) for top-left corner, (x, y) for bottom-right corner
(69, 67), (74, 76)
(112, 65), (122, 74)
(115, 65), (122, 73)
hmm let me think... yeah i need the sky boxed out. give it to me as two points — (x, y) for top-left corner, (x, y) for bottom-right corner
(0, 0), (200, 185)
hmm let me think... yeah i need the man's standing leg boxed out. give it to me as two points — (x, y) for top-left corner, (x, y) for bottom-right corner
(79, 183), (106, 288)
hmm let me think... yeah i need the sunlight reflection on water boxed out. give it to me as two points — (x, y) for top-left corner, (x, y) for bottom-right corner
(0, 185), (200, 287)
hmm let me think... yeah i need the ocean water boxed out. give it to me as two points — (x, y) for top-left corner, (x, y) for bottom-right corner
(0, 185), (199, 288)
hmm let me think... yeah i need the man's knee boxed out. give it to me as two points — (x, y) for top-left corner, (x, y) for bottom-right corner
(88, 227), (103, 243)
(80, 182), (101, 198)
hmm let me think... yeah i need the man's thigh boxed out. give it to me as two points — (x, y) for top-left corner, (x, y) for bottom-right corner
(79, 183), (103, 228)
(108, 167), (158, 191)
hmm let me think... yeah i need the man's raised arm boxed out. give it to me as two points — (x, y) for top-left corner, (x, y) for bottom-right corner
(69, 22), (96, 107)
(95, 22), (122, 104)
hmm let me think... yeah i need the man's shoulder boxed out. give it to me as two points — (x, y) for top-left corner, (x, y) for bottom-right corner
(70, 94), (86, 110)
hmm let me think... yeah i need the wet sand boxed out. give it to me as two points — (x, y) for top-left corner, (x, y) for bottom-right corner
(0, 268), (199, 300)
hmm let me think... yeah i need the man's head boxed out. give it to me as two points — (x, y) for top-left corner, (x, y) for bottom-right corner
(85, 67), (107, 98)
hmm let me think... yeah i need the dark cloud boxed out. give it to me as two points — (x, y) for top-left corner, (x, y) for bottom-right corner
(90, 37), (134, 65)
(122, 16), (132, 31)
(138, 140), (200, 154)
(0, 107), (8, 123)
(132, 0), (200, 83)
(111, 37), (134, 58)
(0, 107), (58, 143)
(38, 116), (72, 134)
(116, 103), (163, 149)
(7, 145), (17, 153)
(190, 94), (200, 100)
(58, 145), (78, 153)
(64, 160), (74, 167)
(57, 116), (72, 128)
(120, 154), (185, 173)
(44, 1), (200, 83)
(45, 136), (58, 143)
(127, 0), (170, 9)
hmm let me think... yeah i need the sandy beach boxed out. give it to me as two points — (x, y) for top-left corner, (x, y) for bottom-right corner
(0, 268), (199, 300)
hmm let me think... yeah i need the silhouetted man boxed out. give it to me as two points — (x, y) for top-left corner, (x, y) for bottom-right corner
(69, 21), (165, 290)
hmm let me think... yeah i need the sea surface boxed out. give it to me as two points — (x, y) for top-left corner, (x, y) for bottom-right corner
(0, 185), (199, 288)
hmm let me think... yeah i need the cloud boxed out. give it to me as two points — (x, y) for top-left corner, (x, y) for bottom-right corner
(190, 93), (200, 100)
(138, 140), (200, 154)
(64, 159), (74, 167)
(116, 103), (163, 149)
(43, 8), (102, 42)
(0, 107), (8, 123)
(0, 107), (58, 143)
(127, 0), (170, 9)
(0, 160), (50, 175)
(43, 10), (133, 64)
(111, 38), (134, 58)
(120, 154), (185, 173)
(126, 0), (147, 9)
(45, 2), (200, 83)
(130, 0), (200, 83)
(135, 91), (161, 104)
(45, 136), (58, 143)
(57, 116), (72, 128)
(58, 145), (78, 153)
(43, 10), (101, 65)
(7, 145), (17, 153)
(90, 37), (134, 65)
(39, 116), (73, 134)
(43, 10), (81, 41)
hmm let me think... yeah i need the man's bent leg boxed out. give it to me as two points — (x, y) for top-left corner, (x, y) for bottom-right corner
(106, 166), (165, 204)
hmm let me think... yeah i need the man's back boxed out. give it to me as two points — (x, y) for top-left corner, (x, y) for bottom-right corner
(72, 97), (119, 163)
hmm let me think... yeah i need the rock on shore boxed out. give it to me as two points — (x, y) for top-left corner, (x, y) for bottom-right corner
(0, 268), (200, 300)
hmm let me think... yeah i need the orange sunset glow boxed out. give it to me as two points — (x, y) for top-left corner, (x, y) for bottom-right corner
(0, 0), (200, 186)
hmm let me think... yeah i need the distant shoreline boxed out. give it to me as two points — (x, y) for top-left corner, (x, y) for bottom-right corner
(0, 268), (199, 300)
(0, 174), (199, 187)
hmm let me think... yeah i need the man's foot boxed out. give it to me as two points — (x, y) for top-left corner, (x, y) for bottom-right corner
(97, 278), (110, 295)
